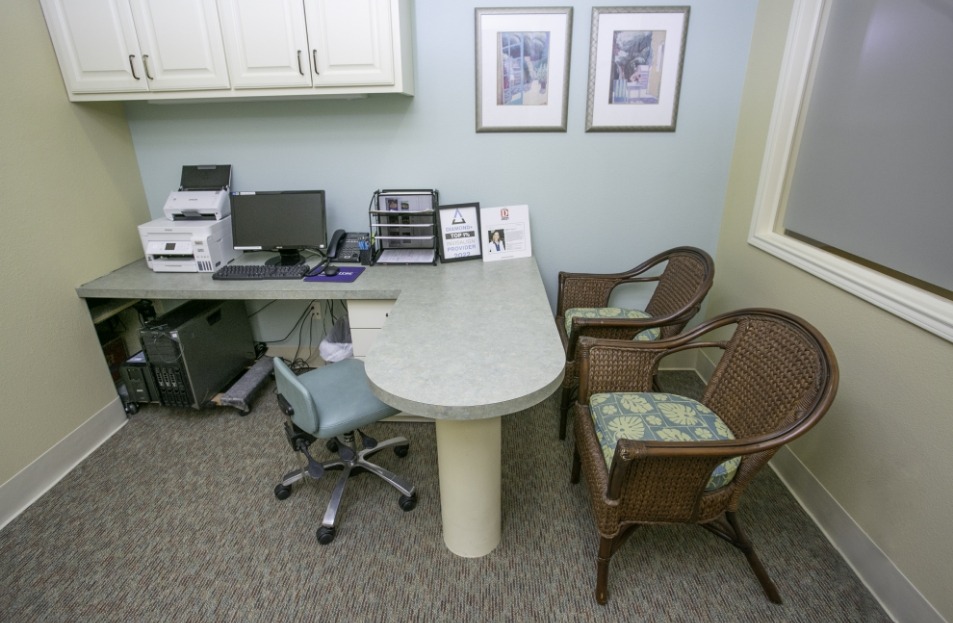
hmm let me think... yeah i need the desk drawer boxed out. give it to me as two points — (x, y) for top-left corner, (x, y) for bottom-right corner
(348, 299), (395, 328)
(348, 299), (395, 358)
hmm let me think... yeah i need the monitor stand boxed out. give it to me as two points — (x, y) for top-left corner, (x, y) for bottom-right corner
(266, 250), (305, 266)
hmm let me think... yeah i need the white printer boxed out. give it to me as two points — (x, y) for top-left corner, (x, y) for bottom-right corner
(139, 219), (237, 273)
(139, 165), (240, 272)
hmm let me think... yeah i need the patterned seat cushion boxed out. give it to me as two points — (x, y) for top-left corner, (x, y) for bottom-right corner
(589, 392), (741, 491)
(564, 308), (661, 341)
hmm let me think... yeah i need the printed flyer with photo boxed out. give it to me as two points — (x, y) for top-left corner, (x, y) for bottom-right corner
(480, 205), (531, 262)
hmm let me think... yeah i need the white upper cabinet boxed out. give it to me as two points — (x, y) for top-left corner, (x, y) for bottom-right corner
(41, 0), (415, 101)
(305, 0), (395, 87)
(41, 0), (230, 95)
(126, 0), (230, 91)
(216, 0), (314, 88)
(218, 0), (399, 90)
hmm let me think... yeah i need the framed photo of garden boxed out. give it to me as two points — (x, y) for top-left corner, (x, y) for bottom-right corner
(475, 7), (573, 132)
(585, 6), (690, 132)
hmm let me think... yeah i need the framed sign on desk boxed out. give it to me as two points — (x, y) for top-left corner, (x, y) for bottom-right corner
(437, 203), (482, 262)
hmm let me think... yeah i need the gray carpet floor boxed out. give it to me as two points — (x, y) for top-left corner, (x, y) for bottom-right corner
(0, 372), (892, 622)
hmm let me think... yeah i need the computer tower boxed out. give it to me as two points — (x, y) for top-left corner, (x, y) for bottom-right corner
(139, 300), (256, 409)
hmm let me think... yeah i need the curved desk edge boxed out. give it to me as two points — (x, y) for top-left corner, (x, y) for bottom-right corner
(362, 257), (565, 419)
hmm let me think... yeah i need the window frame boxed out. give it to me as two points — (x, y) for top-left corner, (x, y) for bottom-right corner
(747, 0), (953, 343)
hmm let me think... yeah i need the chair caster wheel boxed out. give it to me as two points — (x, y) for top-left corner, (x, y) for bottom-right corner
(399, 493), (417, 511)
(326, 439), (339, 453)
(394, 444), (409, 458)
(316, 526), (335, 545)
(274, 484), (292, 500)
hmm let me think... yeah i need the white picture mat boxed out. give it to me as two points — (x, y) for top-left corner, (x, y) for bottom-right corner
(477, 13), (570, 129)
(589, 12), (687, 128)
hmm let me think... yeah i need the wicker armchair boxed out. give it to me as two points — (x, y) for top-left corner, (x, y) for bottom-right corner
(571, 308), (839, 605)
(555, 246), (714, 439)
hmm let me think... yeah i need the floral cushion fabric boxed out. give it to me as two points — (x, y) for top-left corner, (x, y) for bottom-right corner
(564, 308), (661, 341)
(589, 392), (741, 491)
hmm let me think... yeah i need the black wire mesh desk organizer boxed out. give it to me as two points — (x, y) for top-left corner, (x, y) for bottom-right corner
(368, 189), (438, 265)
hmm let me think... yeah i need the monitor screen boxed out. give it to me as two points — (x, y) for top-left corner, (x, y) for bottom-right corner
(229, 190), (328, 266)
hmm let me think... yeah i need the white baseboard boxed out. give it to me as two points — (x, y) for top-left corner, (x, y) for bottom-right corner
(676, 350), (941, 622)
(771, 444), (942, 623)
(0, 397), (128, 531)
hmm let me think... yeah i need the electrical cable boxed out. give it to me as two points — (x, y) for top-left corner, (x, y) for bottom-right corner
(258, 300), (315, 344)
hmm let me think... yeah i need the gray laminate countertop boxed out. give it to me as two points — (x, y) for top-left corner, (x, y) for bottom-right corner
(77, 257), (565, 419)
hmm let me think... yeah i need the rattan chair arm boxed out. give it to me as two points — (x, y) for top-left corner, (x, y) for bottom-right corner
(576, 337), (661, 396)
(576, 335), (729, 397)
(614, 431), (798, 462)
(564, 312), (693, 360)
(556, 272), (659, 316)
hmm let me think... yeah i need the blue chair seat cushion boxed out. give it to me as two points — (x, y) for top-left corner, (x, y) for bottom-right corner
(589, 392), (740, 491)
(564, 308), (661, 341)
(291, 359), (399, 438)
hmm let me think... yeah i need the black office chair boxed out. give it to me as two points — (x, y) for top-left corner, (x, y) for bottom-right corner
(272, 357), (417, 544)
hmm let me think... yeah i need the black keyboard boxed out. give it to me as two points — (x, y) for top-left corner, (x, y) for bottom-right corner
(212, 264), (310, 280)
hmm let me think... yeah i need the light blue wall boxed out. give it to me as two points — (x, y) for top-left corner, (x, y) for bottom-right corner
(125, 1), (758, 309)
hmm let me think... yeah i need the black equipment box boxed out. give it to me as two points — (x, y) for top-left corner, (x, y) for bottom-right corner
(138, 300), (255, 409)
(119, 350), (158, 405)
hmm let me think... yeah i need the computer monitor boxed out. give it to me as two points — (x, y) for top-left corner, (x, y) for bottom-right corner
(229, 190), (328, 266)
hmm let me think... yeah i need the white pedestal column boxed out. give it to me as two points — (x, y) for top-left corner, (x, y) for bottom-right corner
(435, 417), (502, 557)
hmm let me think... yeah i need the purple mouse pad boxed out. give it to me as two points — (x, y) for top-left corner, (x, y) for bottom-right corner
(303, 266), (366, 283)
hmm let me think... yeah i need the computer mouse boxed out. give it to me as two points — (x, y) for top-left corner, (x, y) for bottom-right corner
(324, 265), (339, 277)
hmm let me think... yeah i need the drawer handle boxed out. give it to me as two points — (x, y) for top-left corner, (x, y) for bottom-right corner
(142, 54), (154, 80)
(312, 49), (319, 75)
(297, 50), (304, 76)
(128, 55), (140, 80)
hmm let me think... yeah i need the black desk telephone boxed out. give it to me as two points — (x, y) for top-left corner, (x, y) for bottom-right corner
(327, 230), (365, 263)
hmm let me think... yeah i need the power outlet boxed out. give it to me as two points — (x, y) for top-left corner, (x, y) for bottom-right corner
(310, 305), (322, 321)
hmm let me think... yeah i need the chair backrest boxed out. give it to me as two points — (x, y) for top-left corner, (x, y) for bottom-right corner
(703, 310), (838, 444)
(273, 357), (321, 433)
(643, 248), (715, 338)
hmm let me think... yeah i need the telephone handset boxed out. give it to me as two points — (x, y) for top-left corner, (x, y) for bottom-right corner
(326, 229), (366, 263)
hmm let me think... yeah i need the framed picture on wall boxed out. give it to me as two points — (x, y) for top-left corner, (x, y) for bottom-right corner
(585, 6), (690, 132)
(475, 7), (573, 132)
(437, 203), (482, 262)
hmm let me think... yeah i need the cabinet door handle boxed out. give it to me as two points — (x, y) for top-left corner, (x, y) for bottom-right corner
(312, 49), (319, 75)
(297, 50), (304, 75)
(142, 54), (154, 80)
(128, 55), (140, 80)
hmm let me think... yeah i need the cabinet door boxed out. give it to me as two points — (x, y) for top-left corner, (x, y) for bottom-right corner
(127, 0), (230, 91)
(218, 0), (313, 89)
(305, 0), (396, 87)
(40, 0), (148, 93)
